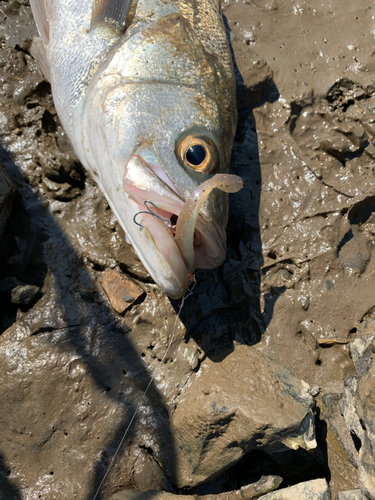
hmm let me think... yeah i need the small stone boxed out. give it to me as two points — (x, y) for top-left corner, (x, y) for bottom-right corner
(11, 285), (41, 305)
(42, 177), (80, 201)
(299, 294), (310, 311)
(122, 295), (135, 303)
(102, 269), (145, 313)
(310, 386), (321, 397)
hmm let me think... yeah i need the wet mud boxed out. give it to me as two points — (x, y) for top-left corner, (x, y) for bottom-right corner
(0, 0), (375, 499)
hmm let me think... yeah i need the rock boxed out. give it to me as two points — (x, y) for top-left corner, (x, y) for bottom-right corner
(338, 232), (372, 277)
(102, 269), (145, 313)
(168, 344), (316, 488)
(109, 491), (192, 500)
(336, 490), (366, 500)
(350, 333), (375, 376)
(0, 164), (15, 244)
(42, 176), (81, 200)
(109, 477), (284, 500)
(200, 475), (283, 500)
(322, 393), (358, 465)
(341, 334), (375, 499)
(257, 478), (330, 499)
(11, 284), (41, 305)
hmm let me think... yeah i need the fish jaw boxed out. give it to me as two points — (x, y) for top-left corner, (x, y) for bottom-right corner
(122, 155), (230, 281)
(106, 185), (190, 300)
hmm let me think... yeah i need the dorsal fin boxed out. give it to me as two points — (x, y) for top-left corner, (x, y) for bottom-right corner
(90, 0), (134, 33)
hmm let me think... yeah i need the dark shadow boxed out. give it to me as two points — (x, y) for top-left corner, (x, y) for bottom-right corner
(184, 411), (330, 496)
(278, 407), (330, 489)
(0, 144), (177, 499)
(176, 17), (282, 361)
(0, 454), (22, 500)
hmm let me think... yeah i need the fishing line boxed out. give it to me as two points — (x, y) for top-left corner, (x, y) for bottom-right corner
(92, 278), (197, 500)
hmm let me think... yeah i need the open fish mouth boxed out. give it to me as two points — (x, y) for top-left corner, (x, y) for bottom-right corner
(123, 155), (243, 296)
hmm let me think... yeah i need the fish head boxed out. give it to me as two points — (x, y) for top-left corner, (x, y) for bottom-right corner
(83, 79), (238, 299)
(78, 10), (239, 299)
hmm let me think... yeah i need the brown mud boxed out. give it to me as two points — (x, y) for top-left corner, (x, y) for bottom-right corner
(0, 0), (375, 499)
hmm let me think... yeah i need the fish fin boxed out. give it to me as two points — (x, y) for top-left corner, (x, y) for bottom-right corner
(30, 37), (51, 82)
(90, 0), (134, 33)
(212, 0), (221, 12)
(30, 0), (49, 43)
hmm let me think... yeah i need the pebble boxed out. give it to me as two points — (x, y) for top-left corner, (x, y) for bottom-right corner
(102, 269), (145, 313)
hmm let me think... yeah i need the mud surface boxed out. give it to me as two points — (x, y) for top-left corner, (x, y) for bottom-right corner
(1, 0), (375, 499)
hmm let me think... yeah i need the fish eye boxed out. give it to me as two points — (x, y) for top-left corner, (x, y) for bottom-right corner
(176, 134), (219, 174)
(186, 145), (206, 166)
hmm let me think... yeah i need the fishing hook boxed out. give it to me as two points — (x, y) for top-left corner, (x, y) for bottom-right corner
(133, 200), (174, 232)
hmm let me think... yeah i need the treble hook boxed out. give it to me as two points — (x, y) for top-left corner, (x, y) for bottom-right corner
(133, 200), (174, 232)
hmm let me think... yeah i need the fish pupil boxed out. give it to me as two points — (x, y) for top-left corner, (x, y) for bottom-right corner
(186, 145), (206, 166)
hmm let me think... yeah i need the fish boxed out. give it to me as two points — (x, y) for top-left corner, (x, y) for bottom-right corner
(30, 0), (243, 299)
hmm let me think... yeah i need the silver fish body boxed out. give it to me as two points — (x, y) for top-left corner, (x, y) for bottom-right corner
(30, 0), (240, 298)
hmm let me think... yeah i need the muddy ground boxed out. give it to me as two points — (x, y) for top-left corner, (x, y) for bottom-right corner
(0, 0), (375, 499)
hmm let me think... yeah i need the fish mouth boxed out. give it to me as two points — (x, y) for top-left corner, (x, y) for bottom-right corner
(122, 155), (235, 298)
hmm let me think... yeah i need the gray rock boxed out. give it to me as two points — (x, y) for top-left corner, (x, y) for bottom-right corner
(168, 344), (316, 488)
(336, 489), (366, 500)
(0, 163), (15, 243)
(258, 478), (330, 499)
(342, 372), (375, 500)
(341, 333), (375, 499)
(322, 393), (358, 465)
(350, 334), (375, 376)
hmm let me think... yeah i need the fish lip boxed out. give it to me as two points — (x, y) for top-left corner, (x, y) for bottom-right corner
(123, 155), (227, 279)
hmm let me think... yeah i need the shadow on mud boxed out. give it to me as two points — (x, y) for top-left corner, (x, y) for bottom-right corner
(0, 144), (176, 499)
(176, 28), (281, 361)
(0, 454), (22, 500)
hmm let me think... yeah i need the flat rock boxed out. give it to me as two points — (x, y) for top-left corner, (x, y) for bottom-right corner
(168, 344), (316, 488)
(102, 269), (145, 313)
(258, 478), (330, 500)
